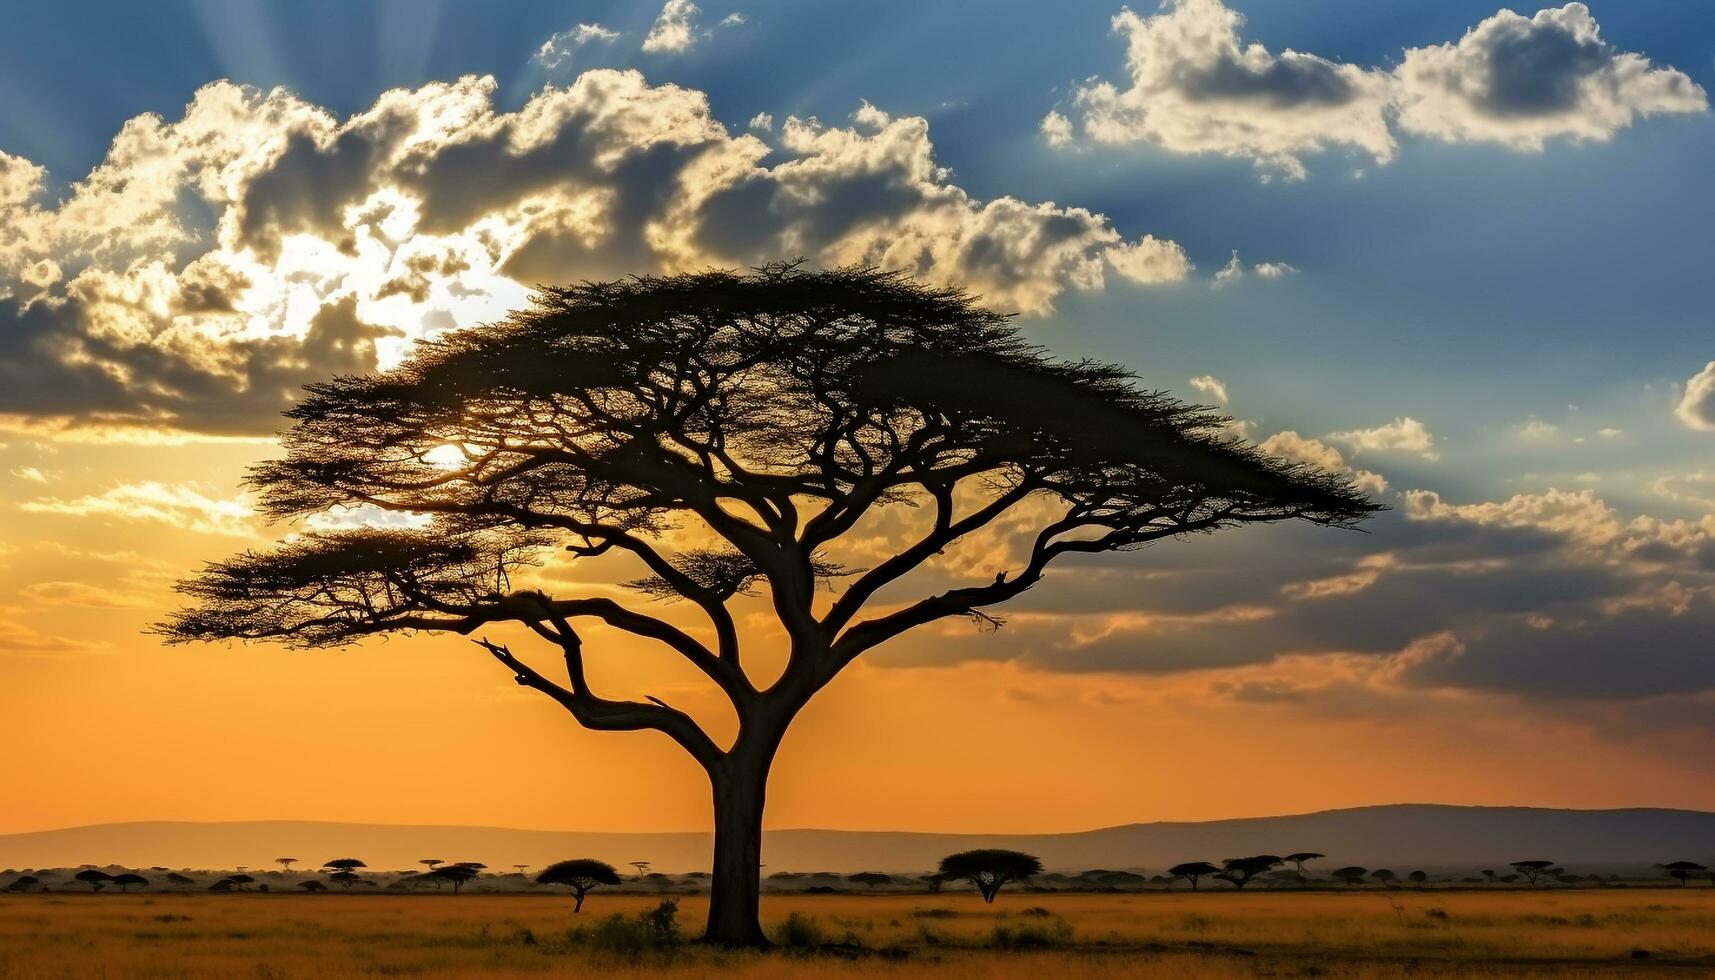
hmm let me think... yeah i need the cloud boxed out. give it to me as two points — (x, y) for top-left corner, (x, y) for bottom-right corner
(1210, 249), (1296, 287)
(1394, 3), (1708, 150)
(0, 616), (108, 657)
(18, 580), (148, 608)
(643, 0), (702, 54)
(1259, 430), (1387, 495)
(1330, 416), (1438, 460)
(20, 481), (254, 536)
(1188, 375), (1228, 405)
(1051, 0), (1395, 179)
(1677, 361), (1715, 431)
(0, 71), (1189, 439)
(747, 112), (773, 132)
(1518, 419), (1559, 440)
(1050, 1), (1705, 177)
(532, 23), (620, 71)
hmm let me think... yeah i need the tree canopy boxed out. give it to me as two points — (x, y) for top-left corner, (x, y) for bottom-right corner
(538, 858), (623, 911)
(939, 849), (1043, 902)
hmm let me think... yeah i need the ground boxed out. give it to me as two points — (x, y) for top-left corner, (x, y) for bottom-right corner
(3, 889), (1713, 978)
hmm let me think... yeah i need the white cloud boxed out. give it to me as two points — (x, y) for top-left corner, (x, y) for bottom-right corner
(719, 13), (748, 28)
(1330, 417), (1438, 460)
(1039, 110), (1073, 148)
(1051, 1), (1705, 176)
(1188, 374), (1229, 405)
(532, 23), (620, 71)
(0, 71), (1190, 438)
(1210, 249), (1295, 287)
(1394, 3), (1708, 150)
(10, 466), (50, 483)
(747, 112), (773, 132)
(1677, 361), (1715, 431)
(1052, 0), (1395, 180)
(643, 0), (702, 54)
(1518, 419), (1559, 440)
(20, 481), (254, 536)
(1259, 430), (1388, 496)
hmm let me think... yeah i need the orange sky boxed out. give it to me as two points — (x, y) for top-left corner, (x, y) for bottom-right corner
(5, 439), (1715, 837)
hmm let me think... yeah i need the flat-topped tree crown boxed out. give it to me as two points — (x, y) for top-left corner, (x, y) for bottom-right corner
(158, 263), (1380, 945)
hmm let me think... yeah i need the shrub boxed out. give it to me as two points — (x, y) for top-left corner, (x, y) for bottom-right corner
(988, 919), (1072, 948)
(772, 912), (826, 948)
(911, 908), (958, 919)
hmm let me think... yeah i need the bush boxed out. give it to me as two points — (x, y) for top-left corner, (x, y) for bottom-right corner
(772, 912), (826, 948)
(569, 899), (682, 959)
(911, 908), (958, 919)
(988, 919), (1072, 948)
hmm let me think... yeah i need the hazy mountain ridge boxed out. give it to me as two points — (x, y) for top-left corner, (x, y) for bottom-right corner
(5, 804), (1713, 874)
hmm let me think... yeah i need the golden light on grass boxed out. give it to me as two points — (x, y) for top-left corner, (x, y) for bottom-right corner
(2, 890), (1712, 978)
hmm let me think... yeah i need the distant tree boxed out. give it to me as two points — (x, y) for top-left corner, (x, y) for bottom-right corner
(5, 875), (40, 893)
(1408, 870), (1428, 887)
(158, 266), (1379, 946)
(1283, 852), (1325, 875)
(1216, 855), (1284, 890)
(451, 862), (487, 873)
(629, 861), (652, 880)
(1370, 869), (1398, 887)
(1662, 861), (1708, 886)
(166, 872), (194, 889)
(324, 858), (366, 873)
(538, 859), (623, 912)
(1169, 862), (1221, 891)
(847, 872), (893, 889)
(228, 874), (256, 890)
(1510, 860), (1554, 886)
(74, 870), (113, 891)
(420, 859), (443, 872)
(299, 880), (327, 893)
(209, 879), (237, 892)
(1480, 869), (1497, 884)
(939, 850), (1043, 903)
(327, 871), (362, 889)
(112, 873), (149, 892)
(419, 865), (480, 894)
(920, 872), (956, 893)
(513, 864), (530, 877)
(276, 858), (298, 872)
(1097, 870), (1148, 889)
(1331, 867), (1367, 886)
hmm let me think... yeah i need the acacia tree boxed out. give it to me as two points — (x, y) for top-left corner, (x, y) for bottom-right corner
(1510, 860), (1554, 886)
(158, 266), (1378, 945)
(1169, 861), (1220, 891)
(939, 849), (1042, 903)
(538, 858), (623, 911)
(1215, 855), (1283, 890)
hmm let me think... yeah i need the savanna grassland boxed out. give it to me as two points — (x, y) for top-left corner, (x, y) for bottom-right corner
(4, 889), (1715, 979)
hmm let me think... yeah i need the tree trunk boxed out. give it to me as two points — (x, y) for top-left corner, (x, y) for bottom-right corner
(574, 890), (586, 911)
(703, 736), (777, 946)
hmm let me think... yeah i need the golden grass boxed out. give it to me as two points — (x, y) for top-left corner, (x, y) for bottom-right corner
(3, 888), (1713, 978)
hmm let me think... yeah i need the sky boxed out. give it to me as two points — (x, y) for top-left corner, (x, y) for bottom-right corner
(2, 0), (1714, 837)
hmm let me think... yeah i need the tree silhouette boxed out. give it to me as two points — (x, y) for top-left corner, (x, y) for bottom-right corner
(1169, 861), (1220, 891)
(629, 862), (652, 880)
(166, 872), (194, 889)
(1283, 852), (1324, 875)
(538, 859), (623, 912)
(939, 850), (1042, 903)
(1480, 869), (1497, 884)
(1662, 861), (1707, 886)
(276, 858), (297, 872)
(1215, 855), (1283, 889)
(846, 872), (893, 889)
(112, 873), (149, 892)
(299, 880), (327, 892)
(1408, 870), (1428, 887)
(1510, 860), (1554, 886)
(1369, 868), (1398, 887)
(323, 859), (366, 874)
(419, 864), (480, 894)
(6, 875), (40, 893)
(1331, 866), (1367, 886)
(228, 874), (255, 891)
(158, 265), (1379, 944)
(420, 859), (443, 872)
(74, 870), (113, 891)
(327, 870), (361, 889)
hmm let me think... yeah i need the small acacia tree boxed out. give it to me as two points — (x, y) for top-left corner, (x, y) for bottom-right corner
(159, 266), (1377, 944)
(939, 849), (1042, 903)
(1510, 860), (1554, 886)
(538, 858), (623, 911)
(1331, 866), (1367, 886)
(1283, 852), (1324, 875)
(74, 870), (113, 891)
(847, 872), (893, 889)
(1215, 855), (1283, 890)
(276, 858), (297, 872)
(1169, 861), (1220, 891)
(112, 873), (149, 892)
(1663, 861), (1708, 886)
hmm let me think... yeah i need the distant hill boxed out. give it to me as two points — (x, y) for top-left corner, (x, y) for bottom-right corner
(4, 805), (1713, 874)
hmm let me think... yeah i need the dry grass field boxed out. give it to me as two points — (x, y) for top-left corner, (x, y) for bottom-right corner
(4, 888), (1714, 979)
